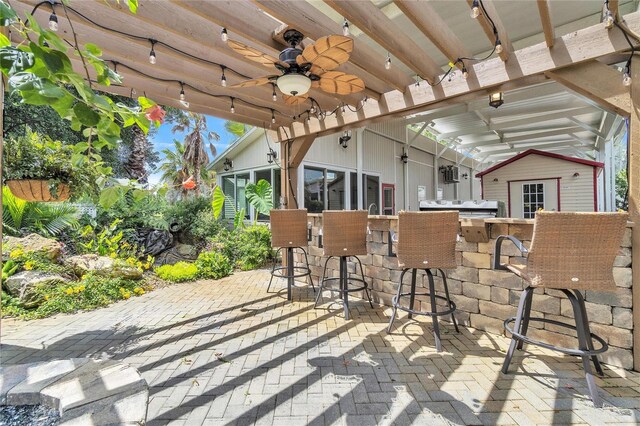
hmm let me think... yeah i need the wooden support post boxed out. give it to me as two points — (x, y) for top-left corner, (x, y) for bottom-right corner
(629, 63), (640, 371)
(279, 135), (316, 210)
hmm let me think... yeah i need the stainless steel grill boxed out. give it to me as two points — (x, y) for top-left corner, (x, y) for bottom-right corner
(418, 200), (504, 218)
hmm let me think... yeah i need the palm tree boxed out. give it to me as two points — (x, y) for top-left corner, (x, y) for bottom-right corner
(123, 124), (150, 184)
(171, 112), (220, 196)
(157, 139), (188, 191)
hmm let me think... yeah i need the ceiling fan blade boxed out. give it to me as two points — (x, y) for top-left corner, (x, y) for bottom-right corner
(318, 71), (365, 95)
(229, 76), (276, 88)
(297, 35), (353, 72)
(227, 39), (288, 68)
(282, 94), (309, 106)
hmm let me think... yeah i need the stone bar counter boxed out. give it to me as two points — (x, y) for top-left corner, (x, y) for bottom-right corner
(294, 214), (634, 369)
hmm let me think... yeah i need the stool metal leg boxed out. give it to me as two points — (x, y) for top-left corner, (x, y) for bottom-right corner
(286, 247), (294, 301)
(566, 289), (602, 407)
(502, 286), (534, 374)
(340, 256), (350, 320)
(426, 269), (442, 352)
(267, 247), (284, 293)
(301, 247), (316, 292)
(315, 256), (332, 307)
(387, 268), (409, 333)
(574, 290), (604, 376)
(354, 256), (374, 308)
(439, 269), (459, 333)
(516, 288), (533, 350)
(408, 269), (417, 320)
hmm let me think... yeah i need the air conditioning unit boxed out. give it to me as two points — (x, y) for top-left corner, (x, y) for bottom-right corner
(440, 165), (460, 183)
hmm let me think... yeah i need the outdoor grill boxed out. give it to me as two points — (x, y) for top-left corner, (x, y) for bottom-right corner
(418, 200), (504, 218)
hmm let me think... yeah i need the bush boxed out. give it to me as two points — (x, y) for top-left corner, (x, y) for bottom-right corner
(191, 209), (223, 243)
(154, 262), (199, 282)
(196, 251), (233, 280)
(209, 225), (273, 271)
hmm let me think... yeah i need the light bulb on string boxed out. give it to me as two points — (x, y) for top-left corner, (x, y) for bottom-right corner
(48, 10), (58, 32)
(272, 85), (277, 102)
(385, 52), (391, 70)
(271, 110), (276, 124)
(342, 19), (350, 37)
(230, 98), (235, 113)
(148, 40), (157, 64)
(310, 104), (316, 114)
(221, 68), (227, 87)
(179, 83), (190, 108)
(470, 0), (480, 19)
(603, 10), (615, 29)
(221, 27), (228, 42)
(462, 66), (469, 80)
(623, 61), (632, 87)
(495, 39), (503, 54)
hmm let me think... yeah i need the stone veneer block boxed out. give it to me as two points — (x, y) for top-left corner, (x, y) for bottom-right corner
(508, 224), (533, 240)
(462, 252), (491, 269)
(478, 269), (523, 289)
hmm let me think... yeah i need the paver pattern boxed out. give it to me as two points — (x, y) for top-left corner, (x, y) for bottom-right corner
(2, 270), (640, 425)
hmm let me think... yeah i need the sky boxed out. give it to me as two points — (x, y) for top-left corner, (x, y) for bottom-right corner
(147, 114), (239, 186)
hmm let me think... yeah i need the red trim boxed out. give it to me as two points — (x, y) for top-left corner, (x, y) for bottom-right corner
(507, 177), (562, 183)
(593, 167), (598, 212)
(507, 182), (511, 216)
(480, 177), (484, 199)
(382, 183), (395, 215)
(475, 149), (604, 178)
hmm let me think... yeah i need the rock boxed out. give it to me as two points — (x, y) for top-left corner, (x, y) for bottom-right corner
(154, 244), (198, 266)
(4, 271), (68, 308)
(65, 255), (142, 280)
(3, 234), (63, 261)
(137, 229), (173, 256)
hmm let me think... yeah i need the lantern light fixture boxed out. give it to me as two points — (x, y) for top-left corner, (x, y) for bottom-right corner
(223, 158), (233, 171)
(489, 91), (504, 108)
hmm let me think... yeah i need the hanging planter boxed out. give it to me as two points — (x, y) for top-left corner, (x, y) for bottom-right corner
(6, 179), (71, 202)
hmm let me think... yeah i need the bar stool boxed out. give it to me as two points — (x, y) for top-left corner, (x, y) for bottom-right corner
(387, 211), (460, 352)
(495, 211), (628, 407)
(268, 209), (315, 301)
(314, 210), (374, 320)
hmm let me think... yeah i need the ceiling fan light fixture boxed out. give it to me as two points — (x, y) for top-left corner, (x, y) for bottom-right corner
(276, 73), (312, 96)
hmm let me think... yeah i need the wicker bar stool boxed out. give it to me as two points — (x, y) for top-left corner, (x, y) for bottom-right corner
(314, 210), (374, 320)
(387, 211), (460, 352)
(494, 211), (628, 407)
(268, 209), (315, 301)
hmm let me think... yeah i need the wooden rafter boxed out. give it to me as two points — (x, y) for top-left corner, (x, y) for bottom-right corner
(466, 0), (512, 62)
(254, 0), (413, 93)
(323, 0), (443, 84)
(393, 0), (472, 70)
(536, 0), (554, 48)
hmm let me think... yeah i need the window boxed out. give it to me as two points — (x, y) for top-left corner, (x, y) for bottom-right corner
(304, 167), (324, 213)
(364, 175), (380, 214)
(522, 183), (544, 219)
(255, 169), (272, 221)
(236, 174), (250, 219)
(327, 170), (345, 210)
(382, 184), (394, 215)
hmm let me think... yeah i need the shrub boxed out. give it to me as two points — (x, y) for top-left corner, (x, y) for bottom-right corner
(208, 225), (273, 271)
(191, 209), (223, 243)
(196, 251), (233, 279)
(154, 262), (199, 282)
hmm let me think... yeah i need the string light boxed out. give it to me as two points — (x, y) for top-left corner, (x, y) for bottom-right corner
(342, 19), (350, 37)
(603, 4), (615, 30)
(148, 40), (156, 64)
(131, 88), (136, 96)
(221, 27), (228, 42)
(179, 82), (190, 108)
(48, 9), (58, 31)
(272, 84), (277, 102)
(385, 52), (391, 70)
(271, 109), (276, 124)
(221, 67), (227, 87)
(470, 0), (480, 19)
(495, 39), (503, 54)
(310, 104), (316, 114)
(623, 59), (632, 87)
(462, 65), (469, 80)
(230, 97), (235, 113)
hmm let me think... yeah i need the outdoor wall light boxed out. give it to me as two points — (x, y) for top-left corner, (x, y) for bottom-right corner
(573, 172), (580, 177)
(223, 158), (233, 172)
(267, 148), (277, 164)
(461, 173), (469, 180)
(493, 178), (499, 182)
(400, 149), (408, 164)
(339, 131), (351, 148)
(489, 91), (504, 108)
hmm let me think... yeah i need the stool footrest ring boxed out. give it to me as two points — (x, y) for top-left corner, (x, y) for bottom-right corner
(320, 277), (369, 294)
(504, 316), (608, 357)
(392, 293), (456, 317)
(272, 265), (313, 280)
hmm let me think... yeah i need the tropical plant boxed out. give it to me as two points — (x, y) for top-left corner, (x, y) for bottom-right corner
(195, 251), (233, 279)
(616, 168), (628, 211)
(224, 121), (250, 137)
(78, 219), (138, 259)
(154, 262), (199, 283)
(246, 179), (273, 220)
(171, 112), (220, 195)
(3, 128), (109, 198)
(212, 185), (245, 230)
(157, 139), (215, 198)
(2, 186), (80, 237)
(123, 124), (150, 183)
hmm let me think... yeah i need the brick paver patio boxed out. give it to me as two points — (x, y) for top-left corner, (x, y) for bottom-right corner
(2, 270), (640, 425)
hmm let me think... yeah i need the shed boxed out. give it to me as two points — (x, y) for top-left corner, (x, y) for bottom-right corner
(476, 149), (604, 219)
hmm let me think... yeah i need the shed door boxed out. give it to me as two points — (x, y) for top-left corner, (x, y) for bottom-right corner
(509, 180), (559, 218)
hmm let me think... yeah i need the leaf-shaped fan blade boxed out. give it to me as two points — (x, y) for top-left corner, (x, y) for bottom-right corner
(317, 71), (365, 95)
(229, 76), (276, 88)
(297, 35), (353, 72)
(282, 94), (309, 105)
(227, 39), (288, 68)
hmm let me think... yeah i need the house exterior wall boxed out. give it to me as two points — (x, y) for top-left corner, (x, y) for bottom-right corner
(481, 154), (597, 215)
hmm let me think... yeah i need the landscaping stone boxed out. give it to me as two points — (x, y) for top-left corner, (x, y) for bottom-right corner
(64, 255), (142, 280)
(154, 243), (198, 266)
(4, 271), (69, 308)
(0, 404), (59, 426)
(3, 234), (63, 261)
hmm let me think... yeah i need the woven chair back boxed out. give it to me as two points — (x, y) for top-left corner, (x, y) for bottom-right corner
(270, 209), (309, 248)
(322, 210), (368, 257)
(397, 211), (459, 269)
(527, 211), (628, 291)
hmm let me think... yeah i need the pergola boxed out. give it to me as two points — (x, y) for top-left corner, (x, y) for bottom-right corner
(10, 0), (640, 369)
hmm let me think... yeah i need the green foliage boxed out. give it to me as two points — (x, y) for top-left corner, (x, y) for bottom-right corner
(1, 260), (18, 284)
(191, 209), (223, 243)
(246, 179), (273, 218)
(6, 247), (67, 277)
(154, 262), (199, 283)
(616, 168), (628, 211)
(2, 186), (79, 237)
(195, 251), (233, 279)
(163, 195), (213, 236)
(78, 219), (139, 259)
(210, 225), (273, 271)
(224, 121), (250, 137)
(212, 185), (225, 220)
(93, 187), (169, 234)
(1, 273), (149, 320)
(3, 128), (109, 198)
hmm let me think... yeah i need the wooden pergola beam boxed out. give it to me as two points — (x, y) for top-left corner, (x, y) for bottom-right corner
(537, 0), (555, 48)
(254, 0), (413, 93)
(546, 60), (631, 116)
(323, 0), (443, 83)
(284, 11), (640, 141)
(466, 0), (512, 61)
(393, 0), (472, 70)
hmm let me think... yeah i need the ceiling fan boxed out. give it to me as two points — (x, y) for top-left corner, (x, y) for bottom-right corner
(226, 29), (365, 105)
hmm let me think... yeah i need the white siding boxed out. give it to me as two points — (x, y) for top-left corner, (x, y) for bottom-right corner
(305, 133), (357, 169)
(481, 154), (597, 216)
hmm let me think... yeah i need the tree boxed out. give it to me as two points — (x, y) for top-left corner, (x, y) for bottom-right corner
(170, 112), (219, 196)
(224, 121), (250, 137)
(123, 124), (150, 184)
